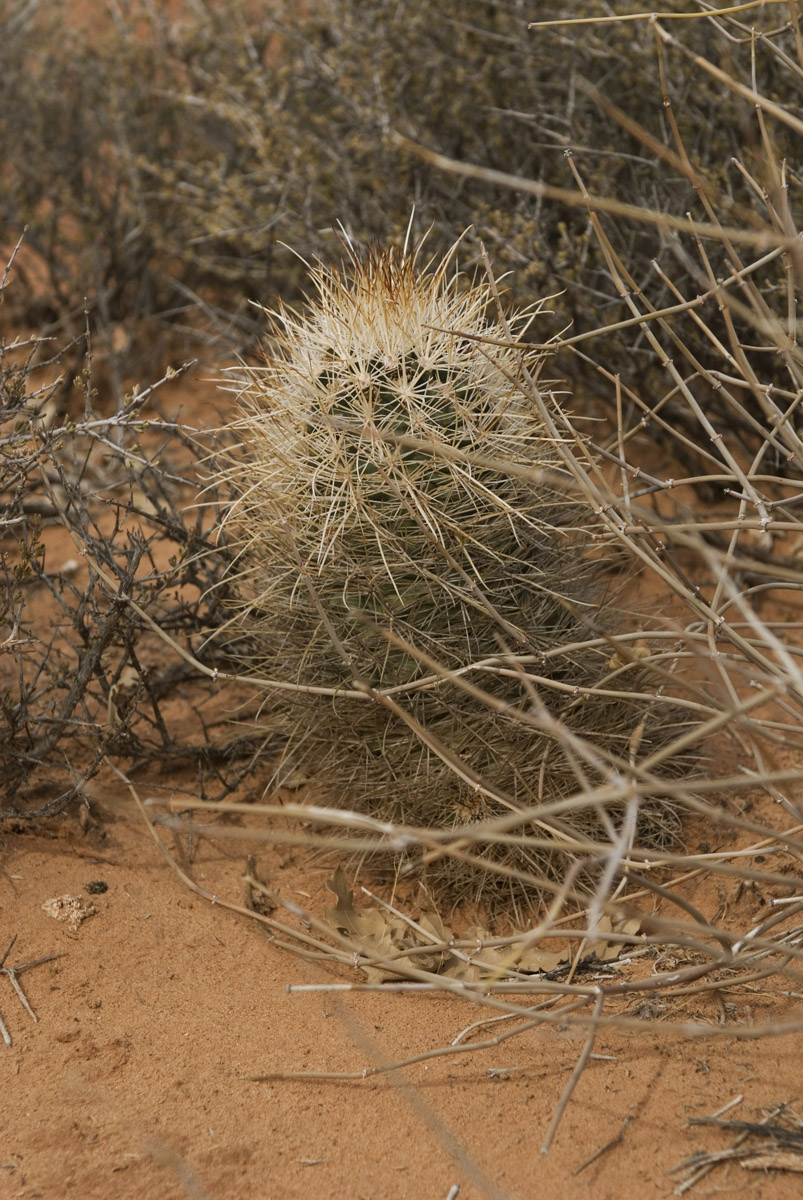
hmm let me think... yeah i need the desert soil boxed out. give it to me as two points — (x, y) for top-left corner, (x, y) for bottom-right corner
(2, 784), (803, 1200)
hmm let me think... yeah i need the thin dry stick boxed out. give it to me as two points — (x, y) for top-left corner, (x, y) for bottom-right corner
(541, 988), (605, 1154)
(572, 1115), (632, 1176)
(529, 3), (786, 28)
(392, 133), (794, 250)
(241, 1009), (561, 1083)
(656, 20), (803, 138)
(669, 1101), (789, 1194)
(0, 943), (66, 1048)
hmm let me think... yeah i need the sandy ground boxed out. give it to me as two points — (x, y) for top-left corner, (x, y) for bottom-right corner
(2, 784), (803, 1200)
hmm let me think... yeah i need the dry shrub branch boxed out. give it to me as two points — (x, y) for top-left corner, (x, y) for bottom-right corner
(0, 250), (257, 819)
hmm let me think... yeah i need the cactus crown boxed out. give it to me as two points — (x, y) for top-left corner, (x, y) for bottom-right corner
(224, 244), (589, 679)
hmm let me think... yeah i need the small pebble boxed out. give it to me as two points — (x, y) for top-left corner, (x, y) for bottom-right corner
(42, 895), (97, 932)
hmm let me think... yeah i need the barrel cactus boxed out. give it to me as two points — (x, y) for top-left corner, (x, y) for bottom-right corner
(218, 241), (682, 912)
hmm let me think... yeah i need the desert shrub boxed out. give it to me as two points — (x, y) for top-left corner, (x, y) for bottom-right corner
(0, 248), (257, 820)
(3, 0), (799, 457)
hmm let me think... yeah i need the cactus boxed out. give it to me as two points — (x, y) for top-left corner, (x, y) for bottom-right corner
(218, 242), (683, 912)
